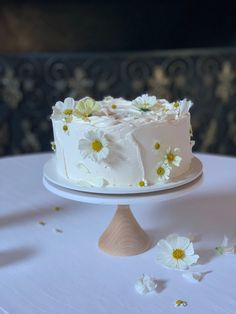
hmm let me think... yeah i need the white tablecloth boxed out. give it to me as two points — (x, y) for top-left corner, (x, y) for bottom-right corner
(0, 152), (236, 314)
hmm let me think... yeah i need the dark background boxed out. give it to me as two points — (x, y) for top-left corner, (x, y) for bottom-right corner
(0, 1), (236, 53)
(1, 1), (236, 157)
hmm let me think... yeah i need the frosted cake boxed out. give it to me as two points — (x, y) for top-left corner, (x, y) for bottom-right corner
(50, 94), (194, 188)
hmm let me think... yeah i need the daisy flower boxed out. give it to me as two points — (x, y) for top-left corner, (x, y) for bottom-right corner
(155, 161), (171, 183)
(132, 94), (157, 112)
(156, 234), (199, 270)
(164, 147), (182, 167)
(74, 97), (100, 120)
(78, 130), (109, 162)
(138, 180), (148, 187)
(51, 97), (75, 122)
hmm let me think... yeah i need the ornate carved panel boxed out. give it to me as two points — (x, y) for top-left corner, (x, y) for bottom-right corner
(0, 49), (236, 156)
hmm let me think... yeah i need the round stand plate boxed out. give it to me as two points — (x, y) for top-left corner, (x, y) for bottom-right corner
(43, 157), (203, 256)
(43, 173), (203, 205)
(43, 157), (203, 195)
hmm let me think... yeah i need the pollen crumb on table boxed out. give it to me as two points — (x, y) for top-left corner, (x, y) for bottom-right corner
(53, 228), (63, 233)
(53, 206), (61, 212)
(38, 221), (46, 226)
(175, 299), (188, 307)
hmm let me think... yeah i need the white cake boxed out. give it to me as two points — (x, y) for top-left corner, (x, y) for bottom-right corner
(51, 94), (194, 188)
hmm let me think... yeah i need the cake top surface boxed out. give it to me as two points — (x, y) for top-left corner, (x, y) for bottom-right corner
(51, 94), (193, 126)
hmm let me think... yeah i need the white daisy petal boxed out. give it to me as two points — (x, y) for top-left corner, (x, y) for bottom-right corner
(183, 254), (199, 265)
(173, 156), (182, 167)
(216, 235), (236, 255)
(157, 239), (173, 253)
(78, 139), (90, 150)
(173, 147), (180, 154)
(55, 101), (64, 111)
(166, 234), (179, 249)
(86, 130), (96, 141)
(51, 107), (62, 120)
(64, 97), (75, 107)
(177, 259), (188, 270)
(166, 233), (179, 242)
(177, 236), (190, 250)
(164, 257), (178, 269)
(135, 274), (157, 295)
(185, 243), (194, 256)
(179, 99), (193, 115)
(97, 147), (109, 160)
(222, 235), (229, 247)
(182, 272), (203, 283)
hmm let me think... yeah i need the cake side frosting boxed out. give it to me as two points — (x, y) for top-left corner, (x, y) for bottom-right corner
(51, 95), (194, 188)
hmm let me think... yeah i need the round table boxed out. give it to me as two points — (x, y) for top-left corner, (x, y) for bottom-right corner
(0, 152), (236, 314)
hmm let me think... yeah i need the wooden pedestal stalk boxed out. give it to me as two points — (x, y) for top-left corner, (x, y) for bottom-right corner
(98, 205), (151, 256)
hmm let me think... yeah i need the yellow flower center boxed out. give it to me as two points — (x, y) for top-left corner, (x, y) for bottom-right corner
(82, 112), (89, 118)
(154, 142), (160, 150)
(172, 248), (185, 260)
(167, 152), (175, 162)
(140, 103), (150, 112)
(91, 139), (103, 152)
(63, 109), (73, 115)
(156, 166), (165, 176)
(63, 125), (68, 132)
(138, 180), (145, 187)
(111, 104), (117, 109)
(173, 102), (180, 109)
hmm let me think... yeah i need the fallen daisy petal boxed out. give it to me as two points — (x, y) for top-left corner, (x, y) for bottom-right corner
(135, 274), (157, 295)
(215, 235), (235, 255)
(175, 299), (188, 307)
(182, 272), (204, 283)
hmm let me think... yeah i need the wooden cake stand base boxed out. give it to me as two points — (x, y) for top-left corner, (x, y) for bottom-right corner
(99, 205), (151, 256)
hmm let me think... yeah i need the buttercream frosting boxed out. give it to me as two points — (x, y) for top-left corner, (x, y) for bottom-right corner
(51, 95), (194, 187)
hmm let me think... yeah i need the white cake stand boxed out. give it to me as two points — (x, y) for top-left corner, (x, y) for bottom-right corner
(43, 157), (203, 256)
